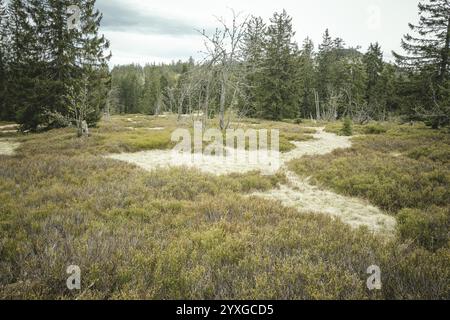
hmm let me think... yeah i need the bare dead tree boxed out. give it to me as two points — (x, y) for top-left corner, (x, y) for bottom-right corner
(341, 88), (371, 124)
(352, 102), (372, 124)
(321, 90), (339, 121)
(165, 67), (203, 121)
(198, 9), (249, 130)
(67, 76), (90, 137)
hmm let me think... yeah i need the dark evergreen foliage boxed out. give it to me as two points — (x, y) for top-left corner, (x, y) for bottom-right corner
(393, 0), (450, 128)
(1, 0), (111, 131)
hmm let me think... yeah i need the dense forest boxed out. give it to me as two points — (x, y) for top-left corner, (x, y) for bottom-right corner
(0, 0), (449, 131)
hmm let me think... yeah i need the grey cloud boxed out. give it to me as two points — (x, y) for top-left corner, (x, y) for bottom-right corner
(96, 0), (199, 36)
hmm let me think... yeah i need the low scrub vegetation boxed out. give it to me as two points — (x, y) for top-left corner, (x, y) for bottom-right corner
(289, 123), (450, 259)
(0, 116), (448, 299)
(398, 207), (449, 251)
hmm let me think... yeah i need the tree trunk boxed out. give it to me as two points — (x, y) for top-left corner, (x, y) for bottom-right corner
(203, 78), (211, 127)
(314, 89), (321, 120)
(77, 120), (89, 137)
(155, 96), (162, 115)
(177, 98), (184, 121)
(440, 15), (450, 83)
(219, 73), (227, 130)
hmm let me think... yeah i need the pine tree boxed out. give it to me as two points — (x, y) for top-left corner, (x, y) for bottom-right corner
(364, 43), (384, 118)
(258, 10), (299, 120)
(394, 0), (450, 81)
(297, 38), (316, 118)
(76, 0), (111, 128)
(7, 0), (47, 130)
(242, 16), (266, 117)
(393, 0), (450, 128)
(316, 29), (334, 104)
(342, 49), (368, 120)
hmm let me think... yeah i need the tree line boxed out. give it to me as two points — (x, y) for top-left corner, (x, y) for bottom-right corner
(109, 1), (449, 129)
(108, 59), (195, 116)
(0, 0), (449, 133)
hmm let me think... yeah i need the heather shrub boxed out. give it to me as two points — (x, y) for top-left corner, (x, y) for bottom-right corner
(398, 207), (449, 251)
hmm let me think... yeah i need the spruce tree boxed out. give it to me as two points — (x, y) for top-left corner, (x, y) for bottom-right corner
(45, 0), (111, 132)
(342, 49), (368, 119)
(364, 43), (384, 118)
(393, 0), (450, 128)
(364, 43), (383, 101)
(140, 66), (155, 114)
(42, 0), (79, 127)
(298, 38), (316, 118)
(258, 10), (299, 120)
(394, 0), (450, 81)
(242, 16), (266, 117)
(6, 0), (110, 132)
(316, 29), (334, 105)
(316, 29), (363, 119)
(8, 0), (47, 130)
(76, 0), (111, 128)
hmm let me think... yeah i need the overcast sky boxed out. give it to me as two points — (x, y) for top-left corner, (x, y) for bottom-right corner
(95, 0), (422, 67)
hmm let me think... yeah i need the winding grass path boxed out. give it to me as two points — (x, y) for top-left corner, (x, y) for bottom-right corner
(252, 128), (396, 234)
(107, 127), (396, 234)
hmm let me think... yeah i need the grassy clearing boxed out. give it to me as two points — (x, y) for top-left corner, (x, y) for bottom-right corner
(13, 115), (315, 156)
(13, 115), (178, 156)
(0, 115), (449, 299)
